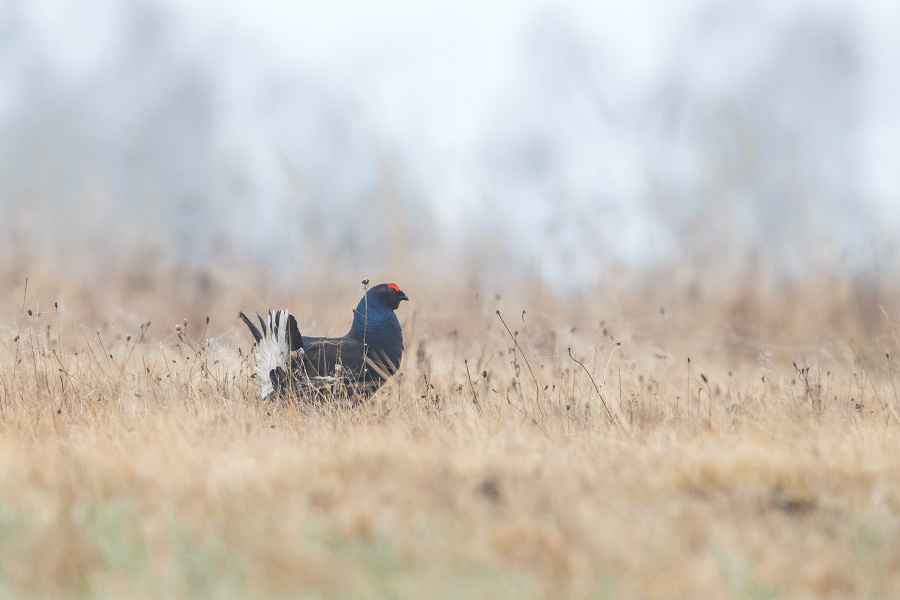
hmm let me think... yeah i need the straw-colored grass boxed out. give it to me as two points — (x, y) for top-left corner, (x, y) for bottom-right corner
(1, 267), (900, 599)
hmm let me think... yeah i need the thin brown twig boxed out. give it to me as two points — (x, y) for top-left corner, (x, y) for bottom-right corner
(568, 347), (614, 423)
(497, 310), (545, 420)
(464, 359), (483, 414)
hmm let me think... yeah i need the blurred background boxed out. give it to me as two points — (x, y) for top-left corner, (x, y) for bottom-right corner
(1, 0), (899, 332)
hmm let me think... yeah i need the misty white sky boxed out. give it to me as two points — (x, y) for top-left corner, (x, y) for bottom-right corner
(2, 0), (899, 286)
(166, 0), (899, 206)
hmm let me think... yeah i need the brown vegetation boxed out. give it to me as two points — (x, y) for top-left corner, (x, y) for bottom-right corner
(1, 263), (899, 599)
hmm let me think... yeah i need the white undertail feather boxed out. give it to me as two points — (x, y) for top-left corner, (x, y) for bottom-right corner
(254, 309), (291, 399)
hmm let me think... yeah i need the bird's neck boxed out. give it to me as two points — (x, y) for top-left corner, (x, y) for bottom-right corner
(348, 303), (400, 344)
(348, 298), (404, 367)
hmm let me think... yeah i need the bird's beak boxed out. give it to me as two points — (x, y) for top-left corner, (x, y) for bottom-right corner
(399, 291), (410, 302)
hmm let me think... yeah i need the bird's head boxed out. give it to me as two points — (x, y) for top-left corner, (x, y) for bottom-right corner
(367, 282), (410, 311)
(348, 282), (409, 341)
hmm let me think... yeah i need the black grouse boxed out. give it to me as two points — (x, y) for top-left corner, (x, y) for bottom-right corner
(239, 283), (409, 399)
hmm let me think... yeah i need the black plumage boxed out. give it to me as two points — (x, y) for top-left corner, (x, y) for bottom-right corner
(239, 283), (409, 400)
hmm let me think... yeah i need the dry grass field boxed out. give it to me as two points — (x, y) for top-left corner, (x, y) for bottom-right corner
(2, 259), (900, 599)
